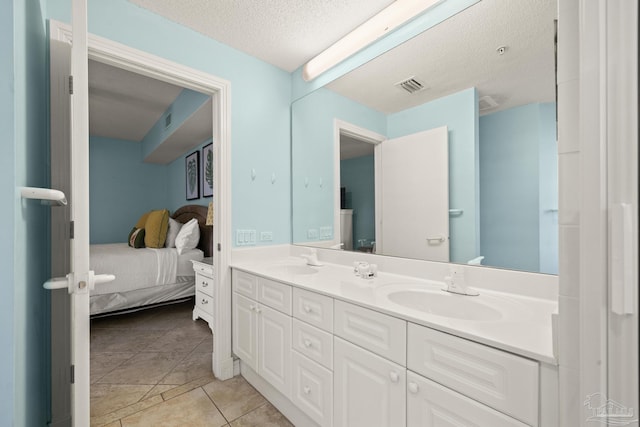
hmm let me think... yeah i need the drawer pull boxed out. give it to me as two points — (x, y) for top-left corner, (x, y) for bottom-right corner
(303, 386), (311, 395)
(408, 382), (419, 394)
(201, 281), (208, 287)
(201, 299), (208, 305)
(250, 305), (256, 311)
(303, 304), (312, 313)
(255, 307), (262, 314)
(303, 339), (312, 348)
(389, 371), (399, 383)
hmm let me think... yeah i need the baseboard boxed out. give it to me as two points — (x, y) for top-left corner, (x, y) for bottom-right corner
(213, 353), (235, 381)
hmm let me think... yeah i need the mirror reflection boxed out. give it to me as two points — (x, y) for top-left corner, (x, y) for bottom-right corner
(292, 0), (558, 274)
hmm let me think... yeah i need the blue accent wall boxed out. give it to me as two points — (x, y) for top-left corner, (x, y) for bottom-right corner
(47, 0), (292, 247)
(1, 0), (50, 425)
(340, 155), (376, 249)
(387, 87), (479, 264)
(479, 103), (557, 273)
(292, 88), (386, 244)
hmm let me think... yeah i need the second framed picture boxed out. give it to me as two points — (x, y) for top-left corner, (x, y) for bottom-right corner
(202, 142), (213, 197)
(185, 150), (200, 200)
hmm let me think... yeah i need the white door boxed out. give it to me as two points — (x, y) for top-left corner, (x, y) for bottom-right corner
(377, 126), (449, 261)
(258, 304), (292, 399)
(232, 293), (258, 370)
(333, 338), (406, 427)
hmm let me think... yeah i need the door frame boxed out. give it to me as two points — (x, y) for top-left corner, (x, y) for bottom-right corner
(49, 19), (234, 381)
(333, 119), (385, 251)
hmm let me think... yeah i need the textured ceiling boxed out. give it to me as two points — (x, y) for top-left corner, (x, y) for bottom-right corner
(326, 0), (558, 114)
(127, 0), (395, 72)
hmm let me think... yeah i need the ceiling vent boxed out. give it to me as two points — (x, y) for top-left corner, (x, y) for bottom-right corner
(395, 76), (427, 94)
(478, 95), (500, 111)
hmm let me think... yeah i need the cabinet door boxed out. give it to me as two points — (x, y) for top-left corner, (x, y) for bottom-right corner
(258, 304), (292, 399)
(232, 293), (258, 371)
(334, 337), (406, 427)
(406, 371), (528, 427)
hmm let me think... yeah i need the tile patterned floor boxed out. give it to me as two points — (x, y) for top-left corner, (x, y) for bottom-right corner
(90, 300), (293, 427)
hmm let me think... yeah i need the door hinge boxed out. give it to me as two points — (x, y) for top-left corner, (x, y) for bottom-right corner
(70, 365), (75, 384)
(70, 221), (74, 239)
(217, 243), (221, 252)
(68, 75), (74, 94)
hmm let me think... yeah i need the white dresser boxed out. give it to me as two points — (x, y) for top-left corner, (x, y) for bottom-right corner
(192, 257), (214, 329)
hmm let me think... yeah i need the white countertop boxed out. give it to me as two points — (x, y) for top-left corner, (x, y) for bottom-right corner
(231, 257), (557, 365)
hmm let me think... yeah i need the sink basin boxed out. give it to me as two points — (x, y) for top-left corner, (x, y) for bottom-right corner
(377, 285), (502, 321)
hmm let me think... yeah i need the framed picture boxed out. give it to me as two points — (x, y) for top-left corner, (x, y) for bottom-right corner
(185, 150), (200, 200)
(202, 142), (213, 197)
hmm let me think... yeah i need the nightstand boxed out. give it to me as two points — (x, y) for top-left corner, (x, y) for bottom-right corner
(192, 257), (214, 330)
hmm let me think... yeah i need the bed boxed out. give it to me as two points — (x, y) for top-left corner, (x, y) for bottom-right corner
(90, 205), (213, 316)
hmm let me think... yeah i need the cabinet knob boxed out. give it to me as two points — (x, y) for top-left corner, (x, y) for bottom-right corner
(255, 307), (262, 313)
(389, 371), (399, 383)
(303, 305), (312, 313)
(303, 339), (312, 348)
(202, 281), (208, 287)
(250, 305), (256, 311)
(303, 386), (311, 395)
(408, 382), (419, 394)
(201, 299), (208, 305)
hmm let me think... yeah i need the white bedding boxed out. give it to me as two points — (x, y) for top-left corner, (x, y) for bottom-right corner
(90, 243), (204, 296)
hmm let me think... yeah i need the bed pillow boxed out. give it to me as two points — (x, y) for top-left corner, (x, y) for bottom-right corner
(128, 227), (146, 248)
(144, 209), (170, 248)
(134, 211), (151, 229)
(175, 218), (200, 255)
(165, 217), (183, 248)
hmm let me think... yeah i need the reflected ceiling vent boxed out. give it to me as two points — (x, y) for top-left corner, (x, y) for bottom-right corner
(479, 95), (500, 111)
(394, 76), (427, 94)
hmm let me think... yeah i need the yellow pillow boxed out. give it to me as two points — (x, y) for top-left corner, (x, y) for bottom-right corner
(144, 209), (170, 248)
(134, 211), (151, 229)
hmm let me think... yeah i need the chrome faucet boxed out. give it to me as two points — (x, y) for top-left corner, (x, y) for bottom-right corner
(444, 266), (479, 296)
(301, 248), (323, 266)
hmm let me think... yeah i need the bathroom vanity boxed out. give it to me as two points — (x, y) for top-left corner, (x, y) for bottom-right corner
(231, 251), (558, 427)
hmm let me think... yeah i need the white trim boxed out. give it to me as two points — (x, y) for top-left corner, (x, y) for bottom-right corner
(333, 119), (385, 251)
(49, 20), (234, 382)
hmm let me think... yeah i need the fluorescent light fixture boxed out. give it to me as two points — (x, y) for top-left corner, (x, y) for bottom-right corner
(302, 0), (442, 82)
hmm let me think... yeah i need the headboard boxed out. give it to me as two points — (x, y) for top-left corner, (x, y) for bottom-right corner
(172, 205), (213, 258)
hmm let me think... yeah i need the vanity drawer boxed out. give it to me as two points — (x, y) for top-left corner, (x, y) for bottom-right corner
(292, 351), (333, 427)
(258, 277), (292, 315)
(334, 300), (406, 366)
(407, 371), (529, 427)
(407, 324), (539, 426)
(233, 270), (258, 299)
(293, 288), (334, 332)
(196, 292), (213, 315)
(196, 274), (214, 297)
(292, 319), (333, 370)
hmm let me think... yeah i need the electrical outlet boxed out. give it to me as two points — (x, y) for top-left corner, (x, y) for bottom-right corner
(260, 231), (273, 242)
(236, 229), (257, 246)
(307, 228), (319, 239)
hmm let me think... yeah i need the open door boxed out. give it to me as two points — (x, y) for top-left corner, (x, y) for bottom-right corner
(47, 1), (113, 425)
(378, 126), (449, 261)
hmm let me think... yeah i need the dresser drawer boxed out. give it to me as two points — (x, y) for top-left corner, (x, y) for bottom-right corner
(233, 269), (258, 299)
(192, 262), (213, 277)
(258, 277), (292, 315)
(196, 292), (213, 315)
(293, 287), (334, 333)
(407, 324), (539, 426)
(292, 319), (333, 370)
(407, 371), (529, 427)
(292, 351), (333, 427)
(196, 274), (214, 297)
(334, 300), (406, 366)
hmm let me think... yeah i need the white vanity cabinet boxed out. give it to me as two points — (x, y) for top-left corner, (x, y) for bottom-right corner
(232, 270), (292, 399)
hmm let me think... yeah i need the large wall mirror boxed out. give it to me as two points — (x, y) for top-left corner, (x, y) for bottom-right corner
(292, 0), (558, 274)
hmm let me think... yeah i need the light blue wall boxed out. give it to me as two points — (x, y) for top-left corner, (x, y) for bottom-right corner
(47, 0), (292, 247)
(479, 103), (557, 273)
(538, 104), (558, 274)
(89, 137), (169, 244)
(387, 87), (479, 264)
(6, 0), (50, 425)
(292, 88), (386, 243)
(340, 155), (375, 249)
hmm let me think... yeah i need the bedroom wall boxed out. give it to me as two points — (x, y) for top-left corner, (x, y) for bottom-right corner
(166, 138), (213, 213)
(2, 0), (50, 425)
(89, 137), (170, 244)
(47, 0), (292, 248)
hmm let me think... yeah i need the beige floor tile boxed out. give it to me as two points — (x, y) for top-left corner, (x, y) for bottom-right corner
(91, 395), (163, 427)
(91, 384), (154, 417)
(141, 384), (177, 401)
(161, 374), (216, 401)
(192, 333), (214, 353)
(100, 421), (122, 427)
(120, 387), (227, 427)
(141, 324), (208, 353)
(91, 309), (159, 330)
(97, 352), (187, 385)
(203, 376), (267, 422)
(91, 328), (165, 353)
(160, 352), (213, 385)
(91, 352), (136, 383)
(229, 403), (293, 427)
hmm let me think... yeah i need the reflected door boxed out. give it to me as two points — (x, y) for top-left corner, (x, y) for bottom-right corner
(378, 126), (449, 261)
